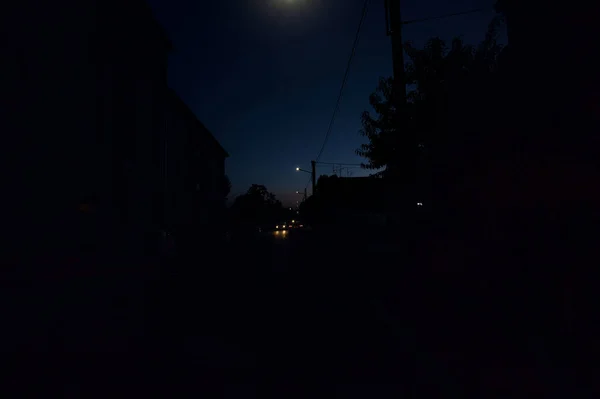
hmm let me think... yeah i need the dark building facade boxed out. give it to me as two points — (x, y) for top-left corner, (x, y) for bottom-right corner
(1, 0), (171, 264)
(161, 90), (229, 246)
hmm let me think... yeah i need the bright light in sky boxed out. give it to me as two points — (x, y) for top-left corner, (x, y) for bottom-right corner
(279, 0), (301, 6)
(263, 0), (318, 19)
(266, 0), (304, 10)
(254, 0), (325, 37)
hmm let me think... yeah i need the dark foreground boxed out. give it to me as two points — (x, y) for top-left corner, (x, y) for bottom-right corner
(4, 223), (586, 396)
(156, 227), (412, 394)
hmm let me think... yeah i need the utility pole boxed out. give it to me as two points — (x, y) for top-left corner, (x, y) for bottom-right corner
(311, 160), (316, 196)
(304, 187), (307, 202)
(386, 0), (407, 180)
(385, 0), (406, 107)
(385, 0), (410, 224)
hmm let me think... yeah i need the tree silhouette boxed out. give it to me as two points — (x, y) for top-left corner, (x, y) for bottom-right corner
(355, 77), (396, 174)
(356, 17), (504, 179)
(230, 184), (283, 228)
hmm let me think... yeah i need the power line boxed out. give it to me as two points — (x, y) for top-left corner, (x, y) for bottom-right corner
(302, 0), (369, 196)
(302, 162), (364, 195)
(314, 0), (370, 163)
(316, 161), (363, 166)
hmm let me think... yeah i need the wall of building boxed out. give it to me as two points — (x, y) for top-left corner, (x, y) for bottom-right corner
(162, 92), (228, 237)
(193, 145), (227, 229)
(1, 0), (170, 261)
(163, 99), (193, 233)
(2, 1), (102, 258)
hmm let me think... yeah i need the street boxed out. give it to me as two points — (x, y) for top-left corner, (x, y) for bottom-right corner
(154, 225), (413, 390)
(143, 218), (581, 396)
(6, 223), (491, 395)
(6, 224), (570, 396)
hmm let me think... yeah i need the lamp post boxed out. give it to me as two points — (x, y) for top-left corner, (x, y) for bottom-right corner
(295, 164), (316, 196)
(296, 189), (307, 202)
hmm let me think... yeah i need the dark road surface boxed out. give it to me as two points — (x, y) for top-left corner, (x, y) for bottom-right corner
(159, 225), (432, 396)
(5, 225), (580, 396)
(158, 227), (413, 391)
(150, 224), (583, 396)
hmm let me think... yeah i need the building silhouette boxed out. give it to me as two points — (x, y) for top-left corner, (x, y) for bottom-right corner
(1, 0), (228, 267)
(162, 89), (229, 250)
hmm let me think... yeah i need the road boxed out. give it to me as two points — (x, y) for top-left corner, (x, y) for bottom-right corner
(152, 221), (582, 396)
(154, 225), (414, 392)
(7, 224), (571, 395)
(6, 225), (475, 395)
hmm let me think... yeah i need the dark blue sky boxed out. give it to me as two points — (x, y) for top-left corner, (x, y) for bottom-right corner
(147, 0), (502, 206)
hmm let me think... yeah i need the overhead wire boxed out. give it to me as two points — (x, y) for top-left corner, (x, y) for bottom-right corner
(314, 0), (370, 163)
(303, 2), (485, 197)
(316, 162), (363, 166)
(303, 0), (370, 196)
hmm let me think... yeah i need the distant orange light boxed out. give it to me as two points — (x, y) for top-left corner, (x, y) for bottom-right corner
(79, 203), (93, 212)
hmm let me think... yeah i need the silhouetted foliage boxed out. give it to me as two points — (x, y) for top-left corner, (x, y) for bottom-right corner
(356, 17), (505, 179)
(230, 184), (283, 228)
(355, 77), (395, 174)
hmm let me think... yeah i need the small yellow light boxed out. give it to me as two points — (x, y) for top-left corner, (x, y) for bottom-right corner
(79, 203), (94, 213)
(275, 225), (279, 229)
(291, 220), (295, 223)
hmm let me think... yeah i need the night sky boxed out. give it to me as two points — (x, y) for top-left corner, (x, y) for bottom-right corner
(146, 0), (502, 206)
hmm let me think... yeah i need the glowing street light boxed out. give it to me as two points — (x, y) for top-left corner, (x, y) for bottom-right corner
(295, 167), (311, 174)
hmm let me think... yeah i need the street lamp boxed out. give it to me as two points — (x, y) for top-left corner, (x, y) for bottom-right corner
(295, 189), (307, 201)
(295, 164), (316, 197)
